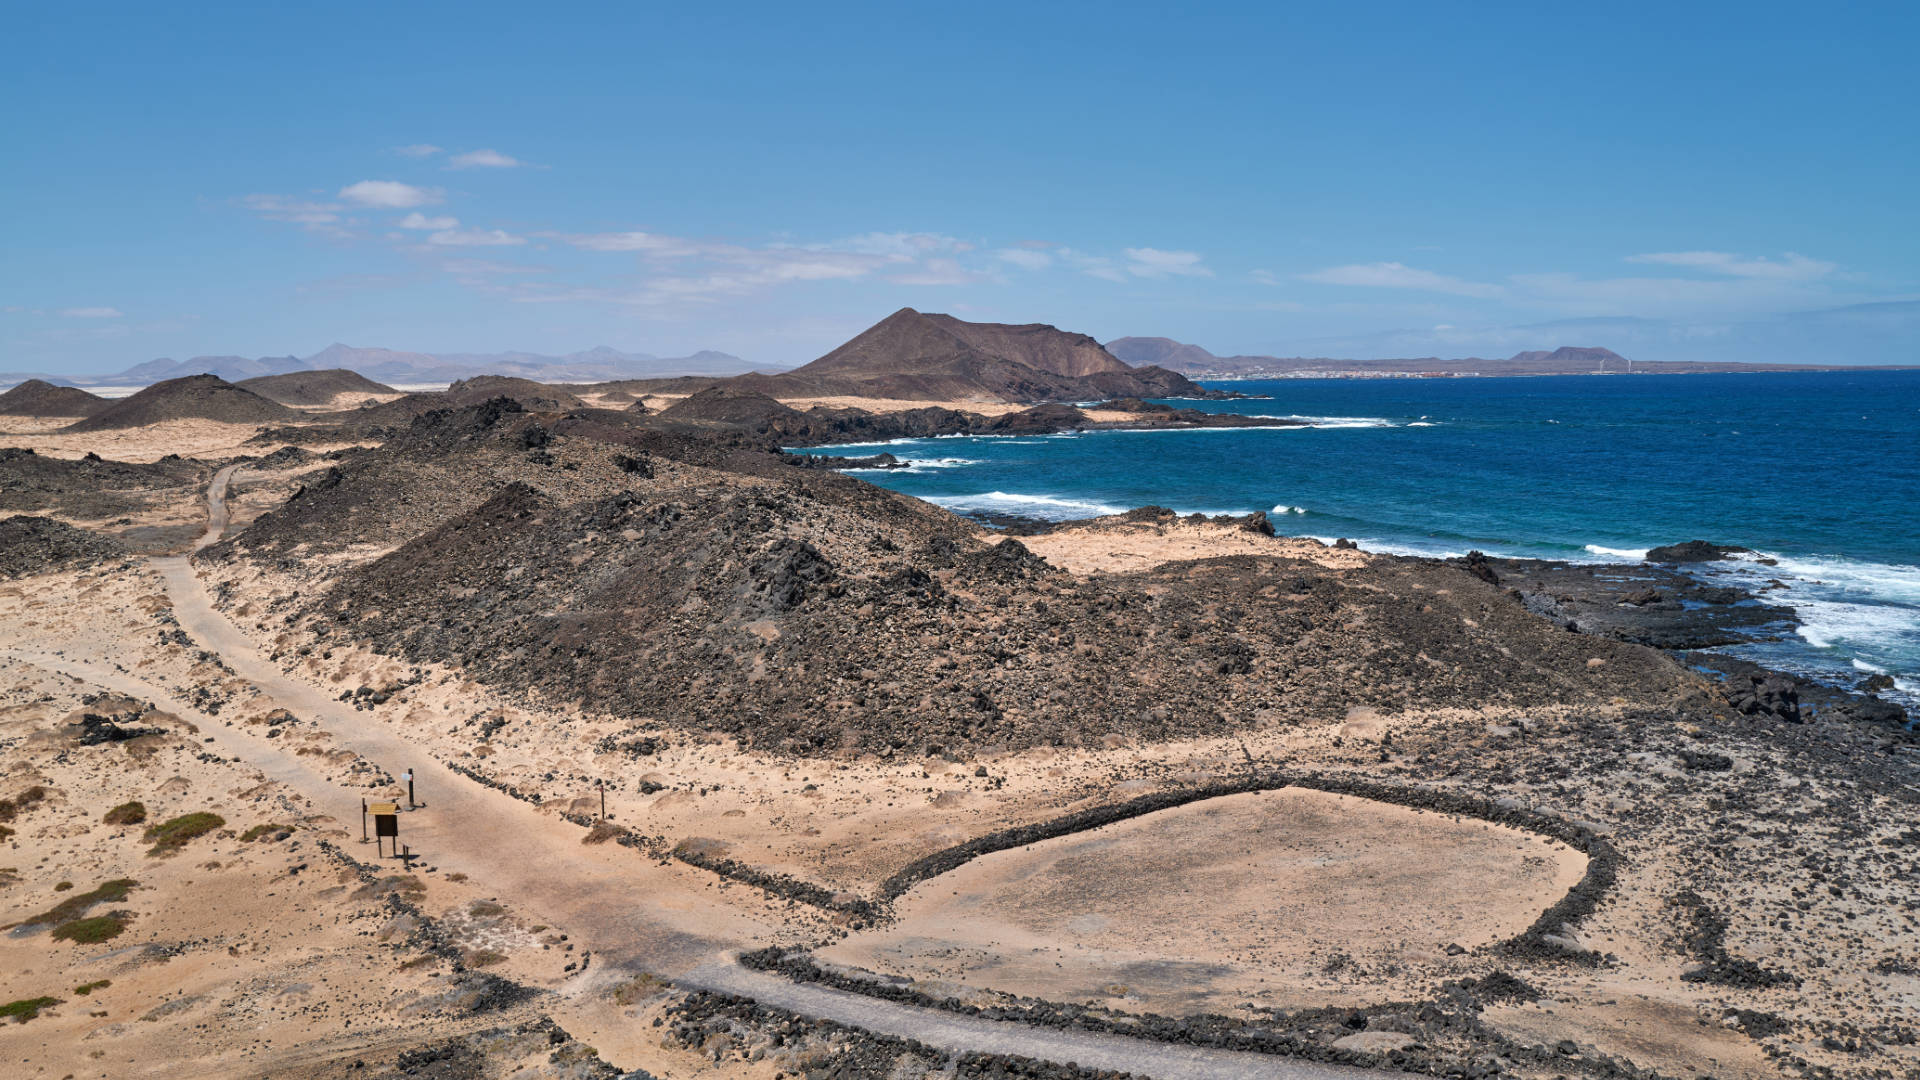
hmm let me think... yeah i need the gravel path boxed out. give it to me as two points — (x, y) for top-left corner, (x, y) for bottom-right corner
(683, 962), (1399, 1080)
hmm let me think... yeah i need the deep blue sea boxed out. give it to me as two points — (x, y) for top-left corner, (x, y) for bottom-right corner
(796, 371), (1920, 708)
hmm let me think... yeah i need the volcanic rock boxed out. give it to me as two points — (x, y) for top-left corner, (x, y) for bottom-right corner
(1724, 670), (1801, 722)
(1646, 540), (1757, 563)
(0, 515), (125, 578)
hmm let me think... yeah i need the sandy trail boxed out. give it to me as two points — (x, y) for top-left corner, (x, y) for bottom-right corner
(1, 466), (1404, 1080)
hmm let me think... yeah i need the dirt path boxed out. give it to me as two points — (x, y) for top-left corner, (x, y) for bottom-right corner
(3, 467), (1401, 1080)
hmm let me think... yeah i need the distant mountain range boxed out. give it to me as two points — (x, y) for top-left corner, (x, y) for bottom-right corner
(1104, 337), (1875, 377)
(3, 343), (771, 390)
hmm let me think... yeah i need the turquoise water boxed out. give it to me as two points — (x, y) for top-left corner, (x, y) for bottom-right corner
(797, 371), (1920, 706)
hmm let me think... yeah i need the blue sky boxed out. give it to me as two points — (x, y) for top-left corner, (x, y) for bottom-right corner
(5, 2), (1917, 374)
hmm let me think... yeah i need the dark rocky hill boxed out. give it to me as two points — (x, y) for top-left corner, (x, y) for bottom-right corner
(202, 398), (1698, 755)
(0, 379), (111, 417)
(64, 374), (297, 432)
(236, 369), (395, 405)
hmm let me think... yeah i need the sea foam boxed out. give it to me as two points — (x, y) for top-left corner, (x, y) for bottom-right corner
(924, 491), (1125, 519)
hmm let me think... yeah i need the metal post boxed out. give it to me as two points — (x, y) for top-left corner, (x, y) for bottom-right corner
(598, 779), (606, 821)
(361, 799), (368, 843)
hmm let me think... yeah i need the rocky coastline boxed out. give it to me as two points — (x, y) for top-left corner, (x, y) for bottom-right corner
(1446, 546), (1912, 736)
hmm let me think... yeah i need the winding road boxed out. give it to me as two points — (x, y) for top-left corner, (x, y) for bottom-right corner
(7, 467), (1398, 1080)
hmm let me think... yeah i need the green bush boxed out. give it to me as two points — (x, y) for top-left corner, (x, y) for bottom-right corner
(240, 823), (288, 843)
(0, 786), (48, 823)
(144, 812), (223, 855)
(74, 980), (110, 995)
(0, 996), (60, 1023)
(26, 878), (136, 926)
(102, 802), (147, 826)
(52, 915), (125, 944)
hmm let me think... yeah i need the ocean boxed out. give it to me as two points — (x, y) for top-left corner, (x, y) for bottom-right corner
(794, 370), (1920, 711)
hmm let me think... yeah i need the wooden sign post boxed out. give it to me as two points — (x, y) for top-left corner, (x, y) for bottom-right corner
(360, 798), (369, 844)
(370, 802), (400, 857)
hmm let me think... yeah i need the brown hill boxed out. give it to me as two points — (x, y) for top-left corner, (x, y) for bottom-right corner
(914, 312), (1128, 378)
(64, 374), (297, 432)
(0, 379), (111, 418)
(1102, 337), (1223, 372)
(236, 368), (395, 405)
(759, 308), (1205, 402)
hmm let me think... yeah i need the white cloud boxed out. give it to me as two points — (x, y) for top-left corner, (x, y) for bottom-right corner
(395, 143), (443, 158)
(1300, 261), (1506, 299)
(398, 212), (459, 230)
(448, 148), (525, 169)
(1624, 251), (1835, 280)
(1053, 249), (1125, 281)
(890, 258), (989, 286)
(551, 228), (954, 303)
(338, 180), (443, 208)
(1124, 247), (1212, 279)
(1250, 269), (1281, 286)
(838, 232), (961, 258)
(241, 193), (345, 228)
(1508, 271), (1831, 316)
(427, 227), (526, 247)
(564, 230), (699, 255)
(441, 259), (546, 276)
(996, 248), (1053, 270)
(61, 306), (123, 318)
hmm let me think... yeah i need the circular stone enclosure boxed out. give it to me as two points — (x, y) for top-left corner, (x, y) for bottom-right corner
(818, 787), (1587, 1014)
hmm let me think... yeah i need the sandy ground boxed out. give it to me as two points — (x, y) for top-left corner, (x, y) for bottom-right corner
(818, 788), (1586, 1014)
(0, 417), (85, 436)
(0, 420), (349, 463)
(281, 392), (406, 412)
(1023, 517), (1374, 573)
(0, 647), (584, 1079)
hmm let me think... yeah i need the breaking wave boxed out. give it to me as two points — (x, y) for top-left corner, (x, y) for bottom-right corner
(923, 491), (1125, 520)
